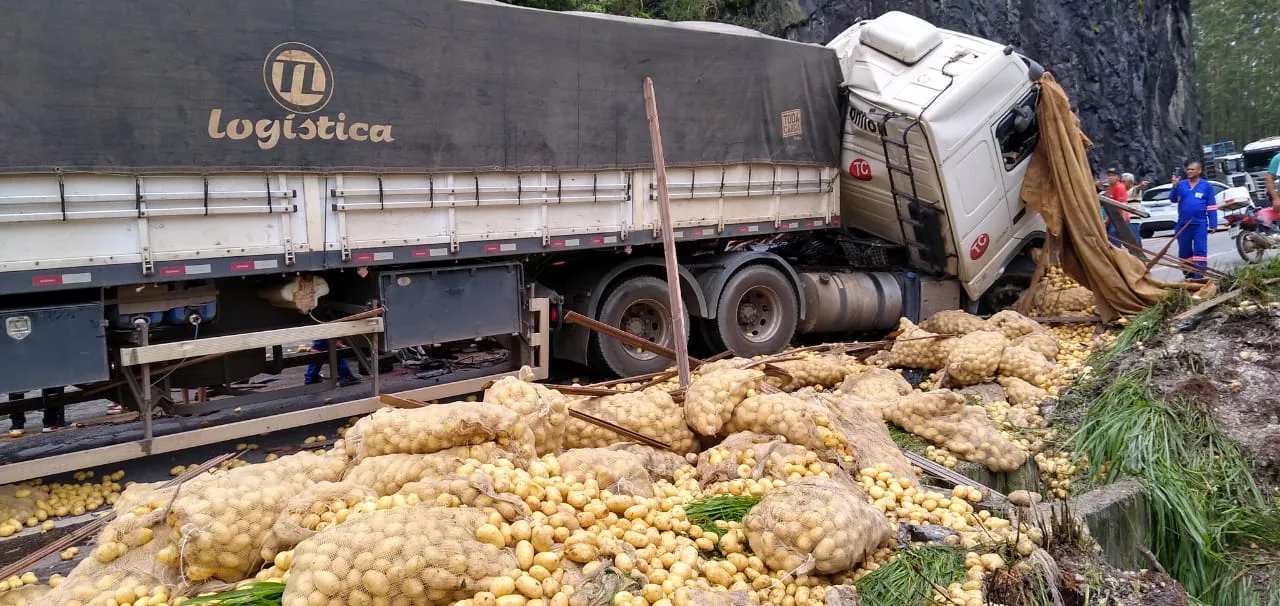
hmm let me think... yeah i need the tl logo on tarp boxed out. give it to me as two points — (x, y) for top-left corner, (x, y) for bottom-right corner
(781, 110), (803, 138)
(207, 42), (394, 150)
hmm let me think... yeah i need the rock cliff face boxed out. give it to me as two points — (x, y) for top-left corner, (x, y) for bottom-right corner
(724, 0), (1200, 181)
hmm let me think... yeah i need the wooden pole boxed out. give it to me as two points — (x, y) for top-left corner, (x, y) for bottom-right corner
(643, 77), (692, 388)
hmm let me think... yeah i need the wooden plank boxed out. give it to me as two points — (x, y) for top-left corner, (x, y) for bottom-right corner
(120, 318), (384, 366)
(643, 77), (692, 389)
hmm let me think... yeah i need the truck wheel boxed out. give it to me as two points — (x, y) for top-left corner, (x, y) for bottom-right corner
(590, 276), (688, 377)
(711, 265), (798, 357)
(978, 255), (1036, 314)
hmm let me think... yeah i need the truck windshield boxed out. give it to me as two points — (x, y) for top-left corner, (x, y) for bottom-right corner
(1244, 149), (1280, 173)
(1222, 157), (1244, 173)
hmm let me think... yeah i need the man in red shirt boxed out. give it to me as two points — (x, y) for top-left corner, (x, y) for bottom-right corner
(1104, 168), (1142, 251)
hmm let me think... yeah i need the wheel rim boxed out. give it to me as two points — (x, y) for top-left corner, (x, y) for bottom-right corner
(735, 286), (783, 344)
(619, 298), (670, 361)
(1240, 233), (1266, 261)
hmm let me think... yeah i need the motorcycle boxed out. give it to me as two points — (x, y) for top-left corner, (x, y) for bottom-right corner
(1222, 198), (1280, 262)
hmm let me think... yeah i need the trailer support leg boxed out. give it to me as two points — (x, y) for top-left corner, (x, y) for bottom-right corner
(138, 322), (153, 454)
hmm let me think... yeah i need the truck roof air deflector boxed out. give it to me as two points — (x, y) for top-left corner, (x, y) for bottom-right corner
(859, 11), (942, 65)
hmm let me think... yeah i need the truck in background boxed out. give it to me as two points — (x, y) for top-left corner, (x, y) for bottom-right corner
(1242, 137), (1280, 204)
(0, 3), (1045, 479)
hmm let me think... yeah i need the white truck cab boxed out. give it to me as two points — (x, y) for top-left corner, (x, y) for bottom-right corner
(1243, 137), (1280, 204)
(827, 11), (1046, 305)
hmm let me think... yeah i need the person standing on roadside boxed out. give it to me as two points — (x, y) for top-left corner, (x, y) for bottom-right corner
(1123, 172), (1151, 199)
(1104, 168), (1142, 251)
(1266, 151), (1280, 210)
(1169, 160), (1217, 280)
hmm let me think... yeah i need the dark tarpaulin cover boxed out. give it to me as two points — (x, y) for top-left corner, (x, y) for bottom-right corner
(0, 0), (843, 174)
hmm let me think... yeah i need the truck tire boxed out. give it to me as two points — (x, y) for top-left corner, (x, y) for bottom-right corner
(589, 276), (688, 377)
(978, 254), (1036, 314)
(708, 264), (798, 357)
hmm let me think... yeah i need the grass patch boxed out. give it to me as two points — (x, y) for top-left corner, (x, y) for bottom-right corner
(889, 425), (930, 453)
(1220, 255), (1280, 300)
(184, 582), (284, 606)
(855, 545), (965, 606)
(1069, 364), (1280, 604)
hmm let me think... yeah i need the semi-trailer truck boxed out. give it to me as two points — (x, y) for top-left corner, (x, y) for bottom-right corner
(0, 2), (1046, 479)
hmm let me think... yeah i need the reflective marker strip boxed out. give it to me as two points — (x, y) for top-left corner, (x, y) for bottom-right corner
(590, 236), (618, 245)
(550, 239), (581, 248)
(353, 252), (394, 262)
(484, 243), (518, 253)
(737, 225), (760, 234)
(780, 221), (800, 230)
(831, 216), (842, 226)
(411, 248), (449, 258)
(31, 272), (92, 287)
(158, 264), (212, 277)
(673, 231), (685, 239)
(807, 220), (823, 227)
(231, 259), (280, 271)
(690, 228), (714, 237)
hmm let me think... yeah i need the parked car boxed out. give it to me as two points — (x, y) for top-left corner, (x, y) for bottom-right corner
(1132, 180), (1250, 237)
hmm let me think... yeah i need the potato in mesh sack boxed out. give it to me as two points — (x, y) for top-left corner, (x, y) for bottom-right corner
(0, 584), (49, 606)
(888, 318), (955, 370)
(721, 393), (855, 467)
(839, 368), (911, 402)
(556, 447), (656, 497)
(883, 391), (1028, 472)
(261, 481), (377, 563)
(767, 354), (867, 391)
(605, 443), (692, 481)
(1011, 330), (1060, 362)
(944, 330), (1010, 386)
(919, 309), (988, 335)
(345, 401), (536, 462)
(344, 443), (519, 496)
(43, 519), (185, 606)
(695, 432), (840, 486)
(395, 470), (531, 521)
(999, 345), (1056, 389)
(742, 476), (892, 575)
(998, 376), (1050, 408)
(684, 367), (765, 436)
(674, 587), (761, 605)
(986, 309), (1044, 340)
(281, 505), (517, 606)
(564, 388), (697, 454)
(163, 450), (346, 582)
(483, 366), (570, 455)
(1038, 285), (1095, 315)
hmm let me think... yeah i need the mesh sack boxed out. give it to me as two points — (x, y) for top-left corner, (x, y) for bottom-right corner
(684, 368), (765, 436)
(164, 450), (346, 582)
(920, 310), (988, 335)
(985, 310), (1044, 340)
(483, 366), (570, 455)
(345, 401), (536, 462)
(261, 481), (377, 562)
(889, 319), (955, 370)
(1011, 331), (1060, 362)
(395, 471), (532, 521)
(0, 585), (48, 606)
(824, 585), (861, 606)
(1038, 286), (1095, 315)
(998, 345), (1056, 389)
(944, 330), (1010, 386)
(767, 355), (864, 391)
(883, 391), (1027, 472)
(564, 561), (642, 606)
(839, 368), (911, 402)
(998, 376), (1050, 408)
(344, 443), (518, 496)
(281, 505), (516, 606)
(564, 388), (697, 454)
(742, 476), (892, 575)
(90, 491), (171, 567)
(0, 485), (47, 527)
(695, 358), (754, 374)
(695, 432), (840, 486)
(605, 443), (692, 481)
(721, 393), (855, 467)
(556, 448), (656, 497)
(43, 521), (186, 606)
(819, 394), (918, 484)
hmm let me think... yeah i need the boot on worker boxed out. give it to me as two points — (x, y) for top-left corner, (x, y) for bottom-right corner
(1169, 160), (1217, 280)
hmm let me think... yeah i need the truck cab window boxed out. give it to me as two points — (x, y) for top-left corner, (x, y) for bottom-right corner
(995, 90), (1040, 171)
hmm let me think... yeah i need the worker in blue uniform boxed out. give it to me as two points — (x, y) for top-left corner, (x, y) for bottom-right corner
(1168, 160), (1217, 280)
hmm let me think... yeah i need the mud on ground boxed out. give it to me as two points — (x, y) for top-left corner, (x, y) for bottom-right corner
(1131, 303), (1280, 492)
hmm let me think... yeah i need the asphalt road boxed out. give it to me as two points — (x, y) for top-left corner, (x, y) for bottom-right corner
(1146, 227), (1250, 282)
